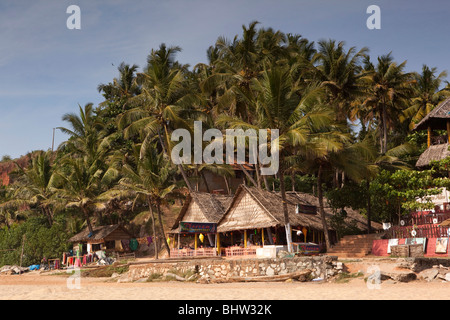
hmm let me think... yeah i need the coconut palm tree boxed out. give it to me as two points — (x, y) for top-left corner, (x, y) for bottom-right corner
(57, 103), (105, 160)
(118, 44), (201, 191)
(362, 53), (415, 154)
(403, 65), (450, 130)
(14, 151), (58, 226)
(119, 142), (180, 258)
(97, 62), (141, 104)
(312, 39), (369, 123)
(56, 103), (119, 234)
(219, 63), (335, 252)
(0, 186), (26, 229)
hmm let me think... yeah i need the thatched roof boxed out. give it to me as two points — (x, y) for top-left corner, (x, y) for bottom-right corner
(69, 224), (132, 243)
(414, 98), (450, 131)
(415, 143), (450, 168)
(170, 192), (233, 233)
(440, 218), (450, 227)
(217, 185), (381, 233)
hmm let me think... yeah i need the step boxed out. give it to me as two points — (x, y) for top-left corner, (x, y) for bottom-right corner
(328, 252), (368, 258)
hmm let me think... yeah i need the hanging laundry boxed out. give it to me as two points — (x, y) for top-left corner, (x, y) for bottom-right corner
(129, 238), (139, 251)
(387, 239), (398, 254)
(137, 237), (148, 245)
(121, 240), (130, 251)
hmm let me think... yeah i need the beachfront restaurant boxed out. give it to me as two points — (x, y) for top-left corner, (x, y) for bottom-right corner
(215, 185), (331, 258)
(168, 192), (232, 257)
(169, 185), (374, 258)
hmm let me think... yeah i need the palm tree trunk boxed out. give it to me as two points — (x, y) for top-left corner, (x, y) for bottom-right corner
(366, 180), (372, 234)
(278, 168), (293, 253)
(382, 103), (388, 154)
(200, 171), (210, 193)
(42, 206), (53, 226)
(238, 164), (258, 187)
(317, 163), (331, 250)
(156, 201), (170, 256)
(148, 197), (159, 259)
(161, 123), (194, 192)
(81, 205), (94, 235)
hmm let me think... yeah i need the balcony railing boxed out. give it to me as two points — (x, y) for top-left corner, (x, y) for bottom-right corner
(386, 224), (449, 239)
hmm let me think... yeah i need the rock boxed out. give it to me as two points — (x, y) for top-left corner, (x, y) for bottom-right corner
(418, 269), (439, 282)
(380, 271), (416, 283)
(266, 266), (275, 276)
(445, 273), (450, 282)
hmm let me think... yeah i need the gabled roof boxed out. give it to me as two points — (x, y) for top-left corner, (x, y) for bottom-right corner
(414, 98), (450, 131)
(217, 185), (381, 232)
(69, 224), (132, 243)
(170, 192), (233, 232)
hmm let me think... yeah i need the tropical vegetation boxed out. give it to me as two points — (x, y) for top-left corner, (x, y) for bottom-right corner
(1, 21), (450, 262)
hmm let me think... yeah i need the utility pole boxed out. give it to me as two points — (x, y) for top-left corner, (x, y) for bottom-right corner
(19, 234), (26, 275)
(52, 128), (56, 152)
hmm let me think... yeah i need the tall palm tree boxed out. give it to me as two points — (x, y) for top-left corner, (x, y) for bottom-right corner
(403, 65), (450, 129)
(0, 186), (26, 229)
(56, 103), (119, 234)
(14, 151), (57, 226)
(119, 143), (179, 258)
(312, 39), (369, 123)
(53, 155), (119, 235)
(57, 103), (105, 160)
(362, 53), (415, 154)
(97, 62), (141, 104)
(118, 44), (200, 191)
(220, 63), (334, 252)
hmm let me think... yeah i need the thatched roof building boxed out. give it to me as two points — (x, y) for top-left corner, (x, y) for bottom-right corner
(170, 192), (233, 233)
(414, 98), (450, 131)
(413, 98), (450, 168)
(416, 143), (450, 168)
(69, 224), (133, 243)
(217, 185), (380, 233)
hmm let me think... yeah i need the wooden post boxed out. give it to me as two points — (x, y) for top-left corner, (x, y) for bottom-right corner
(244, 230), (247, 248)
(428, 126), (432, 148)
(261, 229), (264, 246)
(217, 233), (220, 255)
(194, 233), (198, 250)
(447, 121), (450, 143)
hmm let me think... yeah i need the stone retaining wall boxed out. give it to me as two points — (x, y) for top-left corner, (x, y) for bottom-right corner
(127, 256), (342, 282)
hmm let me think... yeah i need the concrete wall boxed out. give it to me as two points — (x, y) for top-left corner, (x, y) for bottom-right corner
(372, 238), (450, 258)
(127, 256), (341, 282)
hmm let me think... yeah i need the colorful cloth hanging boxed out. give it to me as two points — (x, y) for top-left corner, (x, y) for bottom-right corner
(129, 238), (139, 251)
(121, 240), (130, 251)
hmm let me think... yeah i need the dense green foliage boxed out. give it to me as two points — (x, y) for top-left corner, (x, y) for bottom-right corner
(0, 217), (71, 267)
(1, 21), (450, 257)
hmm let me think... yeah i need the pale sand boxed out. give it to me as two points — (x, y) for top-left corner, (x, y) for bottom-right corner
(0, 272), (448, 300)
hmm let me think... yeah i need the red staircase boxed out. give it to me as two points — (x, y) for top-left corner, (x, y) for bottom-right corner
(328, 234), (383, 258)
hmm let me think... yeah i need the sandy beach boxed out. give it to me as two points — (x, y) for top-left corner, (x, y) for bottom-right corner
(0, 271), (448, 300)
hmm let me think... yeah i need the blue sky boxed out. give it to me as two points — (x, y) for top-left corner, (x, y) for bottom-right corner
(1, 0), (450, 158)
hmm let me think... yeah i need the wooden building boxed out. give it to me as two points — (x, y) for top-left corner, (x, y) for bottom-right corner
(69, 224), (133, 254)
(216, 185), (378, 249)
(414, 97), (450, 168)
(169, 192), (233, 257)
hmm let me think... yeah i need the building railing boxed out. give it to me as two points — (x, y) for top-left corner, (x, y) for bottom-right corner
(224, 245), (259, 257)
(170, 247), (217, 258)
(386, 224), (449, 239)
